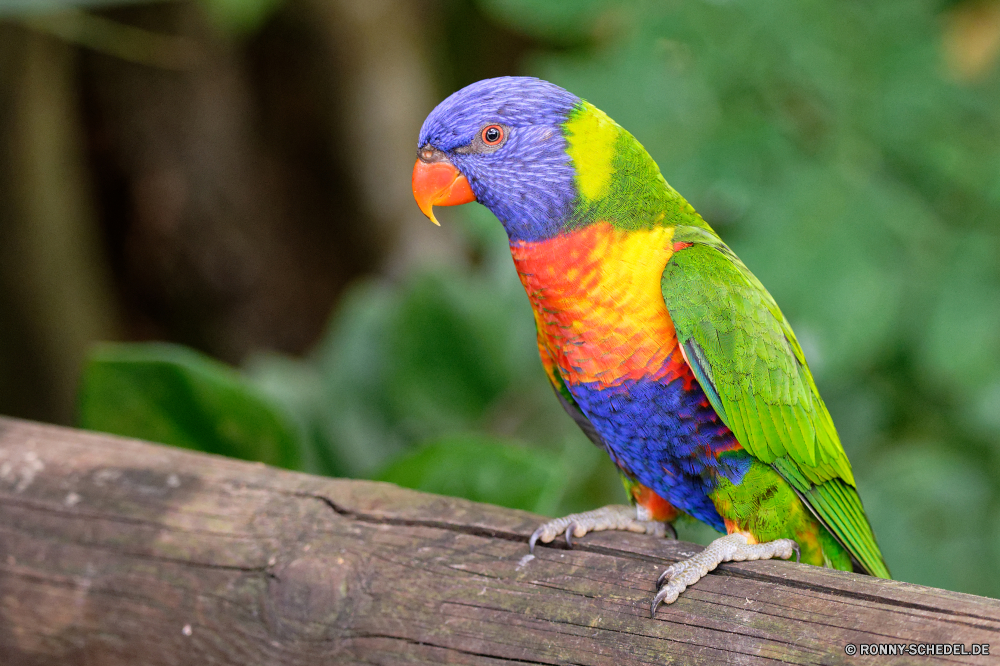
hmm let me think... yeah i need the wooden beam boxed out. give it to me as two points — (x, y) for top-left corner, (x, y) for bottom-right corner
(0, 416), (997, 665)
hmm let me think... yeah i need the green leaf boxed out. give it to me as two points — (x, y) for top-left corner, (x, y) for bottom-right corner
(477, 0), (611, 43)
(0, 0), (158, 15)
(385, 273), (510, 432)
(244, 351), (343, 478)
(375, 434), (565, 514)
(198, 0), (285, 36)
(78, 342), (301, 470)
(0, 0), (283, 37)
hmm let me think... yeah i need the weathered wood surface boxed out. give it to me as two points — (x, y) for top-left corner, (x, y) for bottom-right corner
(0, 417), (997, 665)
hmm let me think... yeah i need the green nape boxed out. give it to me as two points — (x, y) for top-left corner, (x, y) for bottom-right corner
(710, 455), (853, 571)
(562, 101), (712, 233)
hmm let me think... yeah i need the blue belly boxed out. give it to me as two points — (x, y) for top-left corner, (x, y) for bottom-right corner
(567, 370), (749, 532)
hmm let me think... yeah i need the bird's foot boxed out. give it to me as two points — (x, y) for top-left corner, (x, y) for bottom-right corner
(529, 504), (674, 553)
(650, 533), (798, 616)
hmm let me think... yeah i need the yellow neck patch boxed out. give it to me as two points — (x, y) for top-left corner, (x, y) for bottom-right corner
(564, 101), (621, 202)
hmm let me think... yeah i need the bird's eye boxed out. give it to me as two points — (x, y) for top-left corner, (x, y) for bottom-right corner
(481, 125), (504, 145)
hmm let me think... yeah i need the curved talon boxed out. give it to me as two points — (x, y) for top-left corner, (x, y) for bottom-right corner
(565, 523), (576, 548)
(665, 523), (677, 540)
(528, 528), (543, 554)
(792, 542), (801, 563)
(650, 585), (674, 617)
(656, 565), (675, 589)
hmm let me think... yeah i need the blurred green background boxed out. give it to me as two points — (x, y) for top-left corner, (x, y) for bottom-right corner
(1, 0), (999, 598)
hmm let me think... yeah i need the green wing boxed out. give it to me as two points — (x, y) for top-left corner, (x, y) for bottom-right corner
(662, 225), (889, 578)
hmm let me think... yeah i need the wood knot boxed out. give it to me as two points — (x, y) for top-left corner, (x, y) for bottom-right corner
(264, 554), (364, 641)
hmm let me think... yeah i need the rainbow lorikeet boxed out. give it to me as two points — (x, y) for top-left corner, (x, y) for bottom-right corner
(411, 77), (890, 614)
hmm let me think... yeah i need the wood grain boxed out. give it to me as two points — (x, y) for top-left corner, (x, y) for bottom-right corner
(0, 416), (997, 665)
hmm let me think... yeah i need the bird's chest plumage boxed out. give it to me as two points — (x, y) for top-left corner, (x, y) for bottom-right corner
(510, 221), (745, 529)
(509, 222), (684, 386)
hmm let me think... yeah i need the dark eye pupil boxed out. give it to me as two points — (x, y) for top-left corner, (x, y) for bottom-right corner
(485, 127), (500, 142)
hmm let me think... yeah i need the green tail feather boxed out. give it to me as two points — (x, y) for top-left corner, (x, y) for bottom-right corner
(773, 457), (890, 578)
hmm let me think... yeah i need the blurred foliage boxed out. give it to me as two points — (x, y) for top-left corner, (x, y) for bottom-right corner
(0, 0), (283, 35)
(198, 0), (284, 35)
(375, 435), (564, 514)
(0, 0), (157, 14)
(79, 343), (301, 469)
(71, 0), (1000, 599)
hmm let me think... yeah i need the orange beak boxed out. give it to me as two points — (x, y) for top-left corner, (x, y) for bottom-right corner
(412, 157), (476, 226)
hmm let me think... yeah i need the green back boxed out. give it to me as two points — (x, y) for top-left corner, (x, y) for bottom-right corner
(662, 225), (890, 578)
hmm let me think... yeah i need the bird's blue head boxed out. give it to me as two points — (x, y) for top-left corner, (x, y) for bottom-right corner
(413, 77), (581, 242)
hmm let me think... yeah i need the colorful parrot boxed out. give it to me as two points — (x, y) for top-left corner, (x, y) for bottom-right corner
(411, 77), (890, 615)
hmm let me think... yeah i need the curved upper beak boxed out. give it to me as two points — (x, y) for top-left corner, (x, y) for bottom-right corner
(412, 152), (476, 226)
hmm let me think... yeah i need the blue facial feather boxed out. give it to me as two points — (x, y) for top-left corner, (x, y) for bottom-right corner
(418, 77), (580, 242)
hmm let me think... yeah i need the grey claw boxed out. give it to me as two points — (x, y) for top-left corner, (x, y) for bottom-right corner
(665, 523), (677, 540)
(529, 528), (543, 554)
(565, 522), (576, 548)
(650, 586), (669, 618)
(656, 566), (672, 589)
(792, 542), (801, 563)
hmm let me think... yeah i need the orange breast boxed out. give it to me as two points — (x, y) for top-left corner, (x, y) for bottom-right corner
(510, 222), (682, 388)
